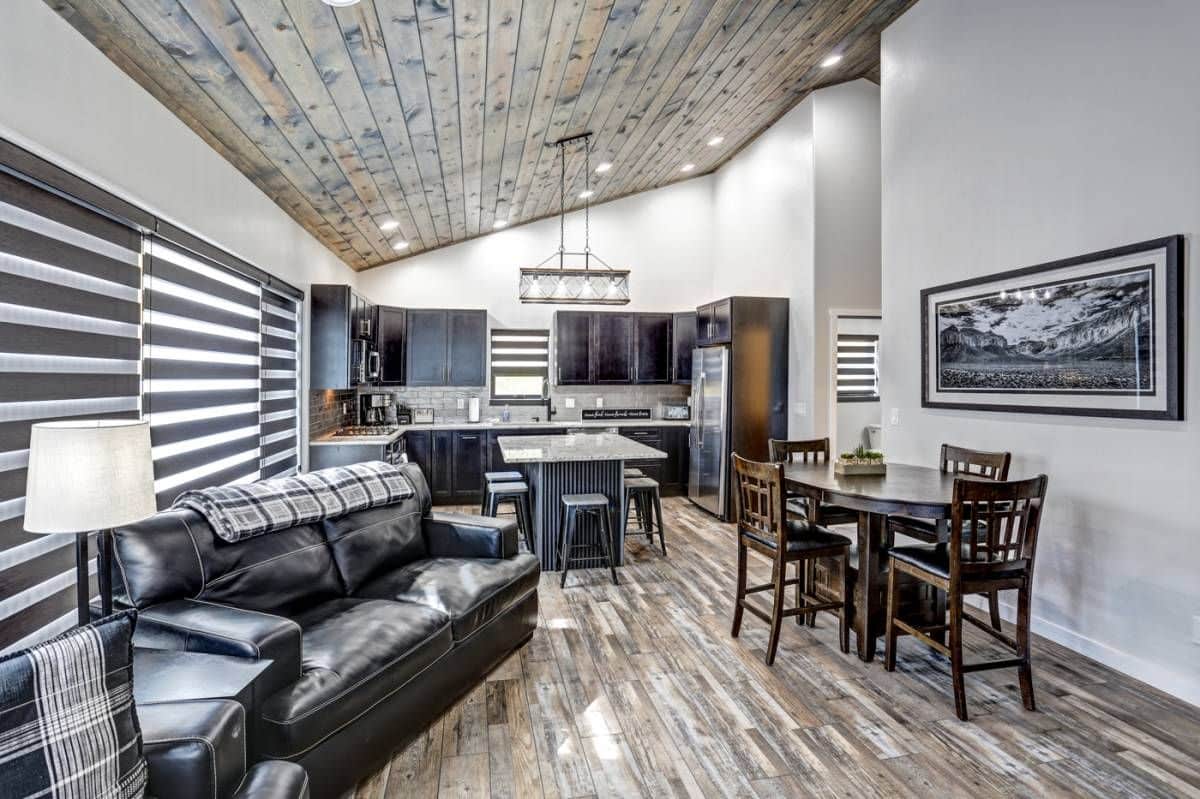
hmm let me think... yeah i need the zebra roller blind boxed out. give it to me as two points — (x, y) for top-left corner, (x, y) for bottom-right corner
(0, 171), (142, 652)
(143, 239), (301, 506)
(836, 333), (881, 402)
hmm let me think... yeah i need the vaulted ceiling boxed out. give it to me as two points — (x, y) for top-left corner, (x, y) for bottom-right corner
(49, 0), (913, 270)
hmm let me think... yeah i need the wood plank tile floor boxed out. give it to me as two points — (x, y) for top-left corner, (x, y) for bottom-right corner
(344, 498), (1200, 798)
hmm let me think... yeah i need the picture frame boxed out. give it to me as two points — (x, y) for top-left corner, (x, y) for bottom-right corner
(921, 235), (1184, 420)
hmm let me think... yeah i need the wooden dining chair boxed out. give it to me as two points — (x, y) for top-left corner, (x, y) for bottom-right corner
(768, 438), (857, 526)
(731, 453), (852, 665)
(884, 474), (1048, 721)
(889, 443), (1013, 631)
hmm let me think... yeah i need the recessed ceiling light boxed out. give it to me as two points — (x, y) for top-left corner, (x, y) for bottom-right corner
(820, 54), (842, 68)
(595, 162), (613, 173)
(680, 163), (695, 173)
(493, 220), (508, 229)
(379, 219), (399, 232)
(579, 190), (595, 199)
(707, 136), (724, 147)
(321, 0), (360, 6)
(392, 240), (409, 251)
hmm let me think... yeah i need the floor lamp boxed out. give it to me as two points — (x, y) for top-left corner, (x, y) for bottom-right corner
(24, 419), (156, 625)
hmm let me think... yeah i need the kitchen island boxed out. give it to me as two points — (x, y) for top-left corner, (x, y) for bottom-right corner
(497, 432), (667, 571)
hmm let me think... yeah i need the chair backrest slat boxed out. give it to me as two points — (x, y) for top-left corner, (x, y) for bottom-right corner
(951, 475), (1048, 579)
(769, 438), (832, 465)
(732, 453), (787, 547)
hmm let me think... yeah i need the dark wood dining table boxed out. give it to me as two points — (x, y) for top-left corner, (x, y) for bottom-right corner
(782, 461), (958, 661)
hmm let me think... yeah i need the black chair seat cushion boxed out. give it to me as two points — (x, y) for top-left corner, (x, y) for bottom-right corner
(890, 543), (1025, 580)
(743, 519), (852, 553)
(785, 497), (858, 526)
(259, 598), (452, 759)
(357, 554), (540, 641)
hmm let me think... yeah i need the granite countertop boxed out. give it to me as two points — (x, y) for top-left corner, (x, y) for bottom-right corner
(497, 432), (668, 464)
(310, 417), (690, 446)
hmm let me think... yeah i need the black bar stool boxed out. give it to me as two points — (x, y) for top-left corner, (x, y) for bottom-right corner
(623, 476), (666, 556)
(481, 470), (523, 513)
(558, 493), (618, 588)
(622, 467), (645, 527)
(484, 481), (534, 552)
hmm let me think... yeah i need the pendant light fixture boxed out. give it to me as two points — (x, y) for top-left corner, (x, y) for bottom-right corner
(519, 133), (630, 305)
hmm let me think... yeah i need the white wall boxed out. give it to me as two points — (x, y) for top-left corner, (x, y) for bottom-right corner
(882, 0), (1200, 704)
(712, 80), (882, 437)
(358, 176), (715, 328)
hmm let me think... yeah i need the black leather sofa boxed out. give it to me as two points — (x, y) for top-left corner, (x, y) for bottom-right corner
(110, 463), (539, 798)
(142, 698), (308, 799)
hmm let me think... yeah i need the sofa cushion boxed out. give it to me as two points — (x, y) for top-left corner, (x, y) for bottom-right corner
(323, 498), (427, 594)
(258, 599), (451, 759)
(356, 554), (540, 641)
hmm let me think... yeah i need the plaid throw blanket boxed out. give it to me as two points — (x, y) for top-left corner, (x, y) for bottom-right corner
(172, 460), (414, 543)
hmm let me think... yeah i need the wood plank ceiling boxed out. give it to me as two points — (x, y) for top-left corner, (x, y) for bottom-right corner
(48, 0), (914, 270)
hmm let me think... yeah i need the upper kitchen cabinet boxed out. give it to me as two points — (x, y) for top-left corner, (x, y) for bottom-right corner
(592, 312), (635, 383)
(447, 310), (487, 386)
(311, 284), (375, 389)
(696, 298), (732, 345)
(554, 311), (592, 385)
(635, 313), (673, 384)
(376, 306), (407, 385)
(406, 308), (487, 387)
(672, 311), (696, 384)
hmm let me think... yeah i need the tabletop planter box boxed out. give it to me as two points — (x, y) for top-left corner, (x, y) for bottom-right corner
(835, 447), (887, 476)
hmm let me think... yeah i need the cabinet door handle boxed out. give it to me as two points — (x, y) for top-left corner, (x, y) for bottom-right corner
(460, 435), (478, 441)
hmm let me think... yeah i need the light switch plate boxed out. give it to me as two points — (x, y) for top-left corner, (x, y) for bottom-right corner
(564, 397), (576, 409)
(595, 397), (604, 408)
(890, 408), (901, 425)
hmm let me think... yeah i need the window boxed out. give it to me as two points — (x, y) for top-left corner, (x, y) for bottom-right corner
(489, 329), (549, 404)
(143, 239), (302, 508)
(0, 169), (142, 653)
(836, 333), (880, 402)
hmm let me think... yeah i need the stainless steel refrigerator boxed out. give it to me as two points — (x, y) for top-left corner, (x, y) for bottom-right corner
(688, 347), (729, 516)
(687, 297), (790, 520)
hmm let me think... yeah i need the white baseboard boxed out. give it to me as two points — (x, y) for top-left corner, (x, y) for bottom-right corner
(965, 595), (1200, 708)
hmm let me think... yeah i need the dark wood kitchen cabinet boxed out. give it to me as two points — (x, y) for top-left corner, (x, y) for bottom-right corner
(431, 431), (454, 504)
(554, 311), (592, 385)
(452, 430), (485, 505)
(406, 309), (486, 386)
(696, 298), (732, 345)
(375, 306), (406, 385)
(311, 284), (376, 389)
(672, 311), (696, 384)
(592, 313), (635, 383)
(635, 313), (673, 384)
(404, 430), (432, 480)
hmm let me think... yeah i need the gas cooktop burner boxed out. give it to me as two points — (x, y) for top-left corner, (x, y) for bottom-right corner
(332, 426), (399, 437)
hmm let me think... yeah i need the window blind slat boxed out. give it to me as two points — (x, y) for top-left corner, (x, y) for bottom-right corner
(836, 331), (880, 403)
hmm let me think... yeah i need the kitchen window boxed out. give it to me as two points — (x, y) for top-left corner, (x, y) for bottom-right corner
(836, 332), (880, 402)
(489, 329), (550, 404)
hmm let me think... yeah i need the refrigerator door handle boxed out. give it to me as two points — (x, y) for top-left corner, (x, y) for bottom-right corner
(696, 372), (705, 450)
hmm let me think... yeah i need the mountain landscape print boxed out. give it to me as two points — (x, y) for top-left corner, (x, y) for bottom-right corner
(935, 266), (1154, 393)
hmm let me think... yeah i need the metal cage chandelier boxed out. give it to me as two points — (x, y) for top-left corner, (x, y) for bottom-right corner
(518, 132), (630, 305)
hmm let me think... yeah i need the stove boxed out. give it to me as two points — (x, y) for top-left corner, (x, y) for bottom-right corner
(332, 425), (399, 437)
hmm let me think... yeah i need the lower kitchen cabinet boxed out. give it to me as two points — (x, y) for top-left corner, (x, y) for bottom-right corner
(403, 428), (485, 505)
(620, 425), (688, 496)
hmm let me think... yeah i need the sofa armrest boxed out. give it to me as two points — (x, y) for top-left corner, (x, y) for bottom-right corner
(140, 699), (246, 799)
(233, 761), (310, 799)
(424, 511), (518, 559)
(135, 599), (301, 700)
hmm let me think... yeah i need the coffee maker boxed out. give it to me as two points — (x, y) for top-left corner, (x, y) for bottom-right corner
(359, 392), (393, 425)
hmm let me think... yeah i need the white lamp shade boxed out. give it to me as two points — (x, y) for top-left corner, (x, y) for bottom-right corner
(24, 419), (157, 533)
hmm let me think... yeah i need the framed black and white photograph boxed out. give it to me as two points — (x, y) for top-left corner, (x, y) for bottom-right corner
(921, 236), (1184, 420)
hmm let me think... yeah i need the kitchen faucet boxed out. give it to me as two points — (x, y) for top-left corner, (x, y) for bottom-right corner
(535, 378), (556, 423)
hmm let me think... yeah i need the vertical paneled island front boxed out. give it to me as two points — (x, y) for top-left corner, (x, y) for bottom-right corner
(496, 432), (667, 571)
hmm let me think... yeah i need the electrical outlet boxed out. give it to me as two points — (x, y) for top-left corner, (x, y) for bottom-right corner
(890, 408), (901, 426)
(456, 397), (465, 410)
(564, 397), (576, 409)
(595, 397), (604, 408)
